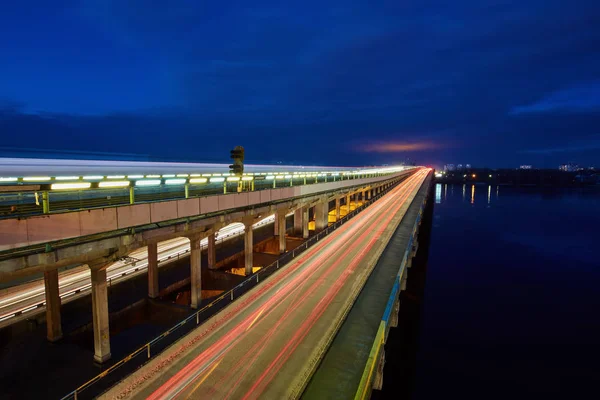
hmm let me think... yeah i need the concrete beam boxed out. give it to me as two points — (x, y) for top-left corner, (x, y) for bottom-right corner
(43, 269), (62, 342)
(91, 266), (111, 363)
(147, 242), (159, 299)
(190, 236), (202, 309)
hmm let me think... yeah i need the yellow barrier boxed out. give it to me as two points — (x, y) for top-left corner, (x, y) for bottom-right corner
(354, 321), (386, 400)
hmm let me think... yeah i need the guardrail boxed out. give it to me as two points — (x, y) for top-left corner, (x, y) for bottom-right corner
(59, 176), (405, 400)
(353, 183), (429, 400)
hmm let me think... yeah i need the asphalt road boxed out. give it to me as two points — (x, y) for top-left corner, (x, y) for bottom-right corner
(101, 168), (429, 400)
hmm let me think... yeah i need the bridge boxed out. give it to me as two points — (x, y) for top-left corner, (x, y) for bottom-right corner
(0, 158), (432, 399)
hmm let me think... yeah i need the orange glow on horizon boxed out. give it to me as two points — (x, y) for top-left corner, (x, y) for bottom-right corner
(359, 141), (440, 153)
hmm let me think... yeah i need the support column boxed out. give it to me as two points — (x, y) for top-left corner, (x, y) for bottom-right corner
(302, 207), (309, 238)
(277, 212), (286, 253)
(244, 220), (254, 275)
(207, 232), (217, 270)
(91, 267), (111, 363)
(335, 197), (340, 221)
(148, 242), (159, 298)
(294, 208), (303, 236)
(315, 201), (328, 231)
(190, 236), (202, 309)
(43, 269), (62, 342)
(274, 212), (279, 235)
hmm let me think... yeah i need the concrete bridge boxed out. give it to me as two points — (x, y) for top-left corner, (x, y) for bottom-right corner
(0, 159), (433, 400)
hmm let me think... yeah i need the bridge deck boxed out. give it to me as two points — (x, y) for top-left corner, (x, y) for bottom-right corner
(302, 172), (431, 399)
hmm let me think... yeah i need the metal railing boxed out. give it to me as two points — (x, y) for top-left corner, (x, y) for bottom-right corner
(60, 180), (402, 400)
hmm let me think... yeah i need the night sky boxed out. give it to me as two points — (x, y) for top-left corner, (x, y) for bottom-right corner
(1, 1), (599, 168)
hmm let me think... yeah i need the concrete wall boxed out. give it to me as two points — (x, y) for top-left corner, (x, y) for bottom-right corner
(0, 172), (411, 252)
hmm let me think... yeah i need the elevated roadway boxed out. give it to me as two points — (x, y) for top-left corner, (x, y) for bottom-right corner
(0, 215), (278, 328)
(101, 168), (430, 400)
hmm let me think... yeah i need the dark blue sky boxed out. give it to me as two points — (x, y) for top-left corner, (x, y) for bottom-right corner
(1, 1), (599, 168)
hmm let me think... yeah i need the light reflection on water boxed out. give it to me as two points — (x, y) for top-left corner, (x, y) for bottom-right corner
(415, 184), (600, 399)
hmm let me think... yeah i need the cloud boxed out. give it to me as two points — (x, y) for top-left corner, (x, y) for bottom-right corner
(510, 81), (600, 115)
(358, 141), (440, 153)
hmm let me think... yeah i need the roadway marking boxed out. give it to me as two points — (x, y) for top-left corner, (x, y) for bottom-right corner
(246, 307), (265, 332)
(184, 360), (221, 400)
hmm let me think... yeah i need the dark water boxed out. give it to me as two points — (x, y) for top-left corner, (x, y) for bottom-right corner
(411, 184), (600, 399)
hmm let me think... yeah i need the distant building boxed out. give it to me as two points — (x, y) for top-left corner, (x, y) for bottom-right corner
(457, 164), (464, 171)
(559, 163), (580, 172)
(520, 165), (532, 170)
(465, 164), (472, 169)
(444, 164), (456, 172)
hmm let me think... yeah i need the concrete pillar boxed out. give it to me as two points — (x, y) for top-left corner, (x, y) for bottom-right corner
(346, 194), (351, 213)
(190, 236), (202, 309)
(315, 201), (328, 231)
(273, 212), (279, 235)
(148, 242), (159, 298)
(244, 220), (254, 275)
(207, 232), (217, 270)
(335, 197), (340, 221)
(294, 208), (303, 236)
(277, 212), (286, 253)
(91, 267), (111, 363)
(43, 269), (62, 342)
(302, 207), (309, 238)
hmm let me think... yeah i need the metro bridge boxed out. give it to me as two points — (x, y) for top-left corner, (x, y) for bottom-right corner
(0, 158), (432, 400)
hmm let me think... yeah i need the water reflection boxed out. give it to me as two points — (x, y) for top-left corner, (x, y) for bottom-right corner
(462, 184), (466, 202)
(471, 185), (475, 204)
(435, 184), (442, 204)
(444, 184), (447, 201)
(488, 185), (491, 204)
